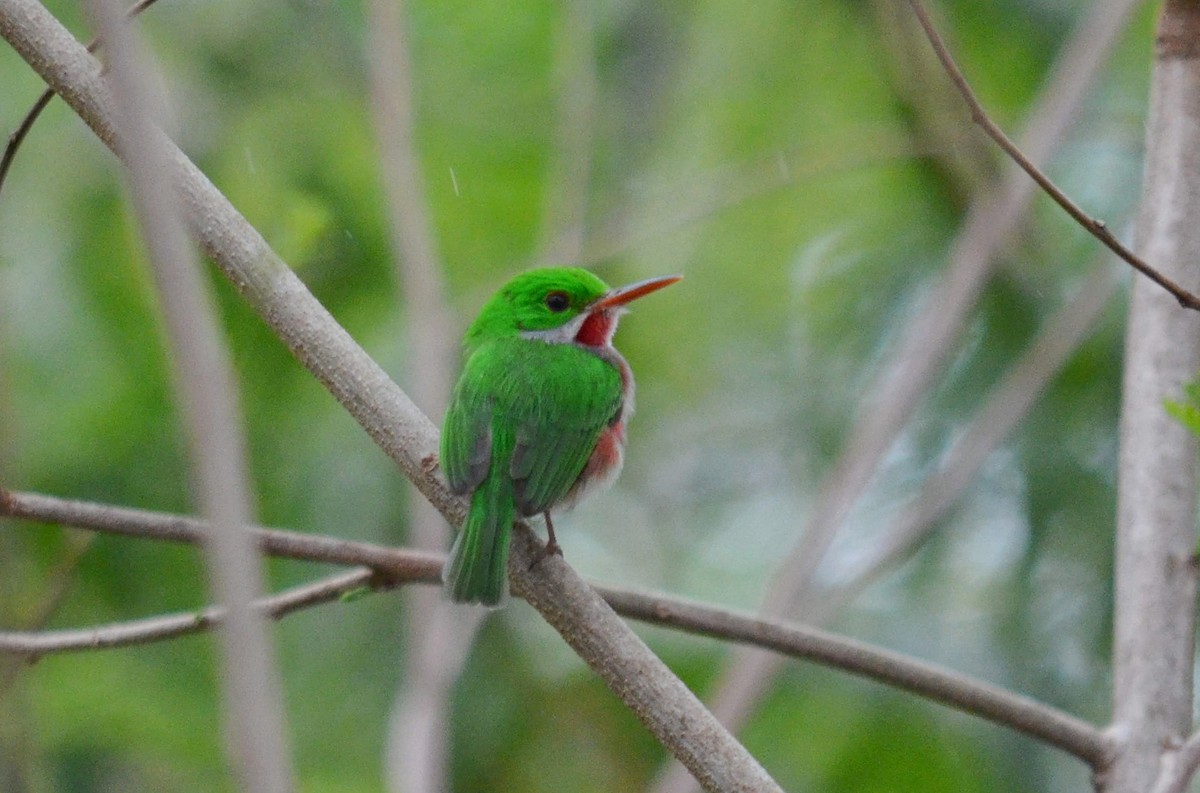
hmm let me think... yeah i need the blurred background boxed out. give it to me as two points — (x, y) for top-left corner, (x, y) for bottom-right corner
(0, 0), (1152, 790)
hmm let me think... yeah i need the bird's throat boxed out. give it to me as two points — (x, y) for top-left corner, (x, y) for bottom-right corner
(575, 310), (616, 347)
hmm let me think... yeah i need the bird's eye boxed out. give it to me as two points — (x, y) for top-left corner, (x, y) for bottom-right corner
(545, 291), (570, 312)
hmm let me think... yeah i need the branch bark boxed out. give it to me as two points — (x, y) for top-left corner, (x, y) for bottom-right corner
(0, 3), (781, 789)
(1106, 2), (1200, 790)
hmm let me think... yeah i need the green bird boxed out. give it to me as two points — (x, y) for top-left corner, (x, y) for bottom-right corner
(440, 267), (681, 606)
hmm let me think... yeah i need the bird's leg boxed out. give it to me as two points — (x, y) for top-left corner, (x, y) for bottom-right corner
(529, 512), (564, 569)
(542, 512), (563, 557)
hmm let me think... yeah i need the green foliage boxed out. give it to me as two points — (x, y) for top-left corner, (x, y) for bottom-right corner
(0, 0), (1141, 789)
(1165, 379), (1200, 437)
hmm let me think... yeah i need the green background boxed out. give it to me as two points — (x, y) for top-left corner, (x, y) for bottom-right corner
(0, 0), (1149, 790)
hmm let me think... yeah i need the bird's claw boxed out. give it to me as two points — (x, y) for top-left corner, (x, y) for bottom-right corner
(528, 541), (564, 570)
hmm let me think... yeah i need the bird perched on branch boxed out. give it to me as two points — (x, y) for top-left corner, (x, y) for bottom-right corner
(440, 267), (681, 606)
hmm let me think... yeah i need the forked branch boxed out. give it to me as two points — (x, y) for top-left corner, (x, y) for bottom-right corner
(0, 0), (160, 198)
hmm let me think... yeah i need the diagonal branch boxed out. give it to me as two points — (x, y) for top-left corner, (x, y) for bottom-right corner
(813, 263), (1119, 617)
(662, 6), (1141, 791)
(0, 3), (781, 789)
(0, 488), (1112, 765)
(599, 588), (1112, 766)
(907, 0), (1200, 311)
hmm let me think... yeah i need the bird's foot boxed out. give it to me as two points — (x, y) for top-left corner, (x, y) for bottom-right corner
(528, 540), (564, 570)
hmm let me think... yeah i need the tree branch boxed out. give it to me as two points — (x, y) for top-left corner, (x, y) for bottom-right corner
(0, 568), (377, 655)
(363, 2), (473, 788)
(0, 3), (781, 789)
(1105, 2), (1200, 790)
(0, 489), (446, 580)
(907, 0), (1200, 311)
(82, 0), (292, 787)
(0, 488), (1111, 765)
(599, 587), (1112, 767)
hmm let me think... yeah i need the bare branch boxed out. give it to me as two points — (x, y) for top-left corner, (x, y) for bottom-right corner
(0, 489), (446, 580)
(0, 568), (377, 656)
(0, 488), (1111, 765)
(363, 1), (473, 789)
(82, 0), (293, 787)
(0, 5), (782, 788)
(907, 0), (1200, 311)
(0, 530), (91, 696)
(817, 263), (1119, 615)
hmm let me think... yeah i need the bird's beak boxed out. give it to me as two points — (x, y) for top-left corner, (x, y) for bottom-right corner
(593, 274), (683, 310)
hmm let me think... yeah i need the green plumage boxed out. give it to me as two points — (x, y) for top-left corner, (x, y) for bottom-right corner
(441, 269), (624, 606)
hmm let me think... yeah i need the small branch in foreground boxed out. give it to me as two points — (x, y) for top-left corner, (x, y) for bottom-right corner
(0, 568), (377, 656)
(0, 488), (446, 581)
(906, 0), (1200, 312)
(0, 488), (1111, 765)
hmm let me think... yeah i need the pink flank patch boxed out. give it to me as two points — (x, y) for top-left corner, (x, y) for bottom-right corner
(568, 422), (626, 505)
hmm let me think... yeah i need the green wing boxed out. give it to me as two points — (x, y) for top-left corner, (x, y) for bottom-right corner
(504, 341), (623, 514)
(442, 337), (623, 513)
(441, 366), (493, 496)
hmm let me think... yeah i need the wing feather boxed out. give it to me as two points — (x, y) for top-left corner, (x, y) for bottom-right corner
(443, 336), (622, 513)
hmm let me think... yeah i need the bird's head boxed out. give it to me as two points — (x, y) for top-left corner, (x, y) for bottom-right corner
(464, 267), (681, 352)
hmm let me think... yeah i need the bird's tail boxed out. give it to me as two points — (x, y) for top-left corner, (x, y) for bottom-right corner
(443, 470), (515, 606)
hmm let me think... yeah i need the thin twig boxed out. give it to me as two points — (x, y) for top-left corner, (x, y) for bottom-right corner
(0, 489), (446, 581)
(0, 0), (161, 198)
(0, 530), (92, 696)
(0, 488), (1111, 765)
(907, 0), (1200, 311)
(0, 568), (377, 656)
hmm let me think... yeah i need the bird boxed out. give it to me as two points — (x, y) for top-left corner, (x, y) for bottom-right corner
(439, 267), (681, 606)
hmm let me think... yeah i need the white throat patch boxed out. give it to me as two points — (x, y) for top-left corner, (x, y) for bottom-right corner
(518, 311), (591, 345)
